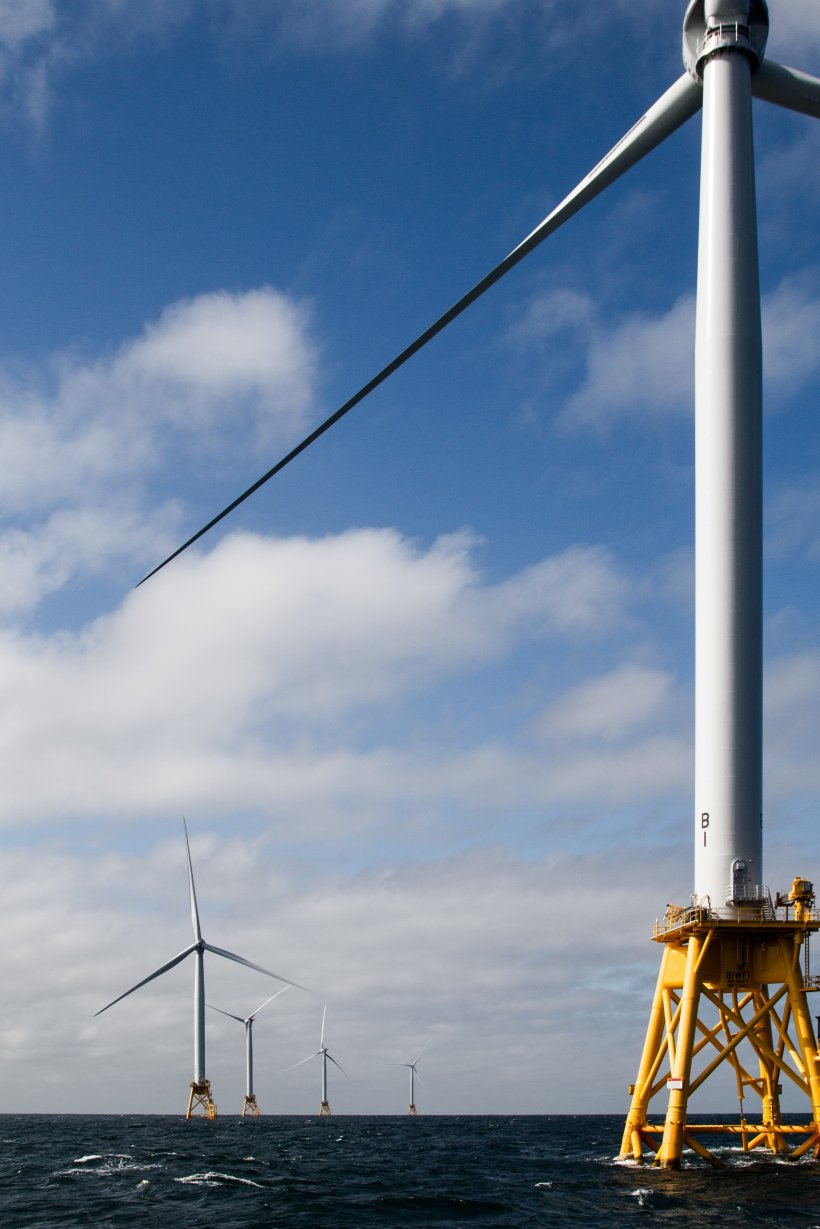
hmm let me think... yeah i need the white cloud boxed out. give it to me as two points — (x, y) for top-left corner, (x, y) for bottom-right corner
(0, 833), (686, 1114)
(766, 0), (820, 63)
(537, 663), (673, 743)
(0, 528), (636, 826)
(558, 293), (695, 431)
(761, 272), (820, 404)
(117, 288), (316, 432)
(0, 285), (316, 613)
(510, 270), (820, 433)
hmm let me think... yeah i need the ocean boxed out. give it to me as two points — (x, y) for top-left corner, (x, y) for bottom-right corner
(1, 1114), (819, 1228)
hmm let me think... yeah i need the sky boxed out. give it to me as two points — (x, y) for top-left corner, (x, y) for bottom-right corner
(0, 0), (819, 1118)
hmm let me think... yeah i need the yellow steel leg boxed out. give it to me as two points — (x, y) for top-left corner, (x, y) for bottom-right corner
(620, 945), (674, 1161)
(656, 932), (705, 1168)
(781, 935), (820, 1151)
(186, 1080), (217, 1120)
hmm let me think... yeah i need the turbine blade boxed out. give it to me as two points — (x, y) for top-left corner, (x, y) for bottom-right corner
(250, 985), (291, 1020)
(206, 1002), (244, 1023)
(752, 59), (820, 120)
(94, 943), (197, 1016)
(202, 941), (312, 992)
(326, 1051), (348, 1077)
(320, 1004), (327, 1050)
(138, 72), (701, 585)
(283, 1050), (321, 1073)
(183, 818), (202, 943)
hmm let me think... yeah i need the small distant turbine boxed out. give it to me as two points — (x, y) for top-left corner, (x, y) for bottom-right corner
(286, 1005), (346, 1115)
(208, 986), (291, 1116)
(95, 820), (307, 1119)
(401, 1051), (424, 1116)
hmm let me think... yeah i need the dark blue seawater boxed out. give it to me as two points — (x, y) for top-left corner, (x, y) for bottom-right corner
(2, 1114), (820, 1228)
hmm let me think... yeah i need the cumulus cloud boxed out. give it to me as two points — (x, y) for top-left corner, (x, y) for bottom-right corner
(0, 528), (638, 826)
(0, 285), (316, 613)
(536, 663), (673, 743)
(510, 271), (820, 433)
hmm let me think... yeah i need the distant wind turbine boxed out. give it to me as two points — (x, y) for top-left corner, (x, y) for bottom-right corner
(401, 1049), (424, 1116)
(208, 986), (291, 1116)
(95, 820), (308, 1119)
(286, 1005), (346, 1115)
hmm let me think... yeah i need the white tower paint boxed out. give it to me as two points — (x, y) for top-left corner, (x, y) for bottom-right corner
(687, 0), (765, 909)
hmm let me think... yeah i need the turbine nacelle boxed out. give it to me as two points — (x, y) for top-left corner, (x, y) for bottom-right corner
(683, 0), (769, 80)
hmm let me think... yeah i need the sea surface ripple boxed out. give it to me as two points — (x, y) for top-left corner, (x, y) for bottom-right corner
(1, 1113), (819, 1227)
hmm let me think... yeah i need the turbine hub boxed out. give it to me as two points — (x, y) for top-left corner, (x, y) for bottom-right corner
(682, 0), (769, 80)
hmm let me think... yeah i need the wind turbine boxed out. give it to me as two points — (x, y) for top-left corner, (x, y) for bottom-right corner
(95, 821), (308, 1119)
(208, 986), (290, 1116)
(140, 2), (820, 1166)
(286, 1005), (346, 1115)
(401, 1050), (424, 1116)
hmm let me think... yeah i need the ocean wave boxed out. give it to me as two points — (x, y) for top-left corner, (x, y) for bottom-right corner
(174, 1171), (264, 1188)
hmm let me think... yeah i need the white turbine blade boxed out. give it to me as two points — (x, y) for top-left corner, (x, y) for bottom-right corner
(202, 942), (312, 992)
(139, 73), (700, 585)
(94, 942), (197, 1016)
(503, 73), (700, 264)
(182, 818), (202, 942)
(249, 985), (291, 1021)
(283, 1050), (321, 1073)
(206, 1002), (244, 1024)
(320, 1004), (327, 1049)
(752, 60), (820, 120)
(326, 1051), (348, 1077)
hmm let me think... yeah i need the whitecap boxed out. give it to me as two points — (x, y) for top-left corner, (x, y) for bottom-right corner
(534, 1181), (553, 1189)
(631, 1188), (653, 1208)
(57, 1155), (161, 1178)
(174, 1171), (263, 1188)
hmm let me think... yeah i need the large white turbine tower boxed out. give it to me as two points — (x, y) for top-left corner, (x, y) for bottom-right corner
(286, 1005), (346, 1116)
(141, 1), (820, 1166)
(208, 987), (290, 1116)
(401, 1051), (424, 1116)
(96, 821), (306, 1119)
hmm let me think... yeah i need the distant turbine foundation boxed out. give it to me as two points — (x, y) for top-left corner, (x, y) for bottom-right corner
(242, 1093), (260, 1117)
(622, 880), (820, 1166)
(186, 1079), (217, 1120)
(320, 1100), (331, 1116)
(408, 1102), (417, 1116)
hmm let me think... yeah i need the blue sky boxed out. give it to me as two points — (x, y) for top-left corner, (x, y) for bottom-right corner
(0, 0), (819, 1116)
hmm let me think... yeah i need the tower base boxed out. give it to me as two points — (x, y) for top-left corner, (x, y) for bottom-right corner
(319, 1100), (331, 1116)
(408, 1103), (417, 1116)
(242, 1094), (260, 1117)
(621, 882), (820, 1168)
(186, 1080), (217, 1120)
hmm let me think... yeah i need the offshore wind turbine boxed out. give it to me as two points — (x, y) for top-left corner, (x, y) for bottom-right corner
(286, 1005), (346, 1115)
(208, 986), (290, 1116)
(95, 821), (307, 1119)
(141, 1), (820, 1166)
(401, 1050), (424, 1116)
